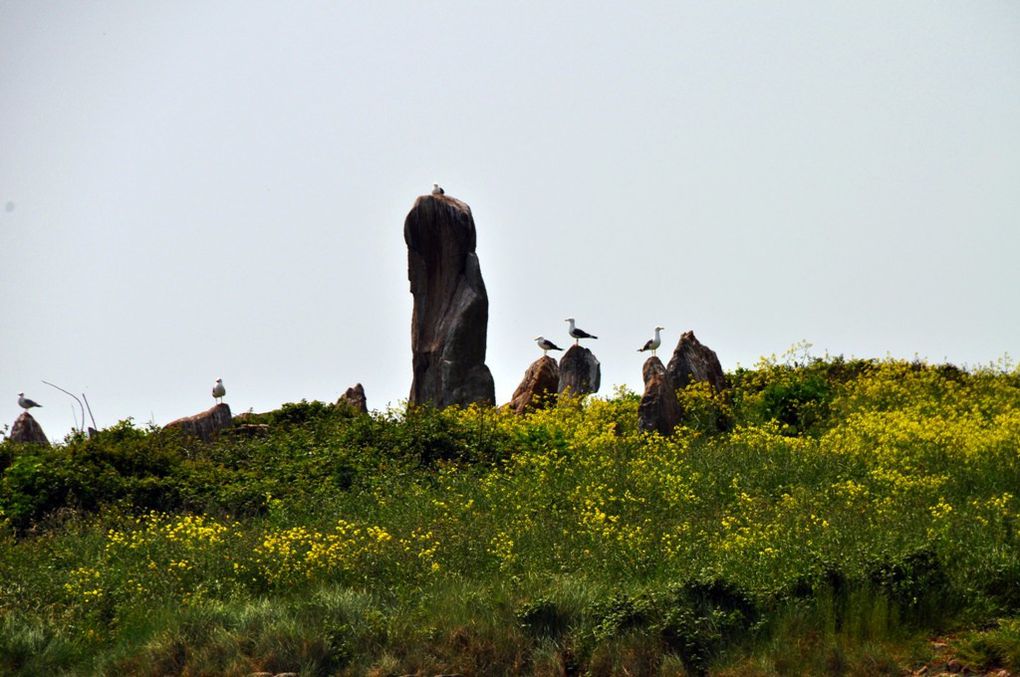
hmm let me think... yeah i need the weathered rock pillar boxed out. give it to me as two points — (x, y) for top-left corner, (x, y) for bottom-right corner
(405, 194), (495, 407)
(9, 412), (49, 445)
(508, 356), (559, 414)
(638, 356), (682, 436)
(558, 345), (601, 396)
(336, 383), (368, 414)
(666, 330), (726, 391)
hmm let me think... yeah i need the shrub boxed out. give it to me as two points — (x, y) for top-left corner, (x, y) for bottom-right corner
(0, 355), (1017, 672)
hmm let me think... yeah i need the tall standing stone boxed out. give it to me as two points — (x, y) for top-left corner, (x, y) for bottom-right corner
(638, 356), (682, 436)
(666, 330), (726, 391)
(558, 345), (601, 396)
(405, 194), (495, 407)
(9, 412), (49, 445)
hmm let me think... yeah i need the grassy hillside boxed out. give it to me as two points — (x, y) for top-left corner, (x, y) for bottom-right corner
(1, 354), (1019, 675)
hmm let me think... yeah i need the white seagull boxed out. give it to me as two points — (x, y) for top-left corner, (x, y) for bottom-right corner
(564, 317), (598, 345)
(212, 378), (226, 404)
(638, 326), (665, 356)
(432, 183), (445, 196)
(17, 392), (42, 411)
(533, 336), (564, 356)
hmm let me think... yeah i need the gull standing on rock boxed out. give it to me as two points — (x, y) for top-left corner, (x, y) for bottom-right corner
(212, 378), (226, 404)
(638, 326), (665, 356)
(564, 318), (598, 345)
(533, 336), (564, 356)
(17, 392), (42, 411)
(432, 183), (445, 196)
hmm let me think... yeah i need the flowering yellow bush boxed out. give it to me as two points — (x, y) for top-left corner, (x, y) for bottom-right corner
(3, 356), (1018, 673)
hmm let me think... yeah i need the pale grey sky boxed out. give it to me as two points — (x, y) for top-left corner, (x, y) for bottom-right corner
(2, 2), (1018, 438)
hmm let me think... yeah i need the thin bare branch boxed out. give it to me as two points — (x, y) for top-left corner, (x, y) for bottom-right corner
(41, 380), (85, 432)
(82, 392), (98, 431)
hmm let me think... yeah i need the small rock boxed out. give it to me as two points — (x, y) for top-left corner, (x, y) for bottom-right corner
(336, 383), (368, 414)
(946, 659), (963, 673)
(666, 330), (726, 391)
(9, 412), (49, 445)
(508, 356), (559, 414)
(558, 345), (601, 396)
(164, 403), (233, 442)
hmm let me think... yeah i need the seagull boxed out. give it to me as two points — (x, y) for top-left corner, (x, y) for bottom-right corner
(17, 392), (42, 411)
(533, 336), (564, 356)
(432, 183), (445, 196)
(638, 326), (665, 356)
(212, 378), (226, 404)
(564, 317), (598, 345)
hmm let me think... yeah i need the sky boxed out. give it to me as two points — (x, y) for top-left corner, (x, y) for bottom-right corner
(2, 1), (1018, 439)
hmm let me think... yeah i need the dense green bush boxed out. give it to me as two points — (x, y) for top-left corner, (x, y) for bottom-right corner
(0, 356), (1017, 674)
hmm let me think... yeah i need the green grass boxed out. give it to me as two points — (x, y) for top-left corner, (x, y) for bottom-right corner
(952, 618), (1020, 673)
(0, 354), (1018, 674)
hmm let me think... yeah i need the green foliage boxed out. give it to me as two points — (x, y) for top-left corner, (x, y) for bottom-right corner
(952, 617), (1020, 672)
(0, 356), (1017, 673)
(677, 380), (734, 434)
(0, 614), (77, 674)
(758, 372), (832, 434)
(868, 549), (955, 626)
(729, 352), (843, 436)
(585, 579), (758, 675)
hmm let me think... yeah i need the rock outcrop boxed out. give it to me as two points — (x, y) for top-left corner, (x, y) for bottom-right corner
(336, 383), (368, 414)
(666, 330), (726, 391)
(558, 345), (601, 396)
(164, 403), (233, 442)
(405, 194), (495, 407)
(508, 356), (559, 414)
(9, 412), (49, 445)
(638, 356), (682, 436)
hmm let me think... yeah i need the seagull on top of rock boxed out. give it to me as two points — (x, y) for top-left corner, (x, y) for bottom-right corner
(564, 318), (598, 345)
(533, 336), (564, 356)
(212, 378), (226, 404)
(638, 326), (665, 356)
(17, 392), (41, 411)
(432, 183), (445, 196)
